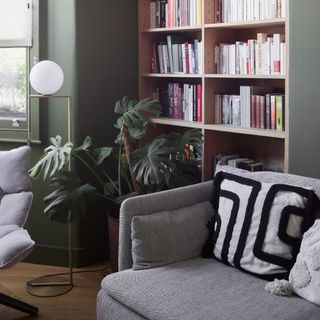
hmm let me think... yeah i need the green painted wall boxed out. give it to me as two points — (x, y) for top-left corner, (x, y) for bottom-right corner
(1, 0), (137, 267)
(289, 0), (320, 178)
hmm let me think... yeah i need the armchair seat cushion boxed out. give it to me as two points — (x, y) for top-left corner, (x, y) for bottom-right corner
(0, 226), (34, 268)
(100, 258), (320, 320)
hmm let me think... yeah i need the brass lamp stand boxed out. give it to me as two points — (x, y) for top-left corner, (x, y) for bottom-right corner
(26, 94), (74, 297)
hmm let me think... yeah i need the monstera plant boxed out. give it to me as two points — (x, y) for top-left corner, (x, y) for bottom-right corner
(29, 96), (203, 224)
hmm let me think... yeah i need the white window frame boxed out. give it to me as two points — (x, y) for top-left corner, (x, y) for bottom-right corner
(0, 0), (40, 143)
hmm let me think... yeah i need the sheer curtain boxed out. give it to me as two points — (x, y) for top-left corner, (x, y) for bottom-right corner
(0, 0), (32, 47)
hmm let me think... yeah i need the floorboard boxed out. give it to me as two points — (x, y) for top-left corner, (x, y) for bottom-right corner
(0, 262), (111, 320)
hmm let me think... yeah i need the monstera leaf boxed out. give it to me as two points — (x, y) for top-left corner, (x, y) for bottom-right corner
(93, 147), (113, 165)
(115, 96), (162, 139)
(44, 171), (96, 223)
(131, 137), (175, 186)
(29, 135), (73, 180)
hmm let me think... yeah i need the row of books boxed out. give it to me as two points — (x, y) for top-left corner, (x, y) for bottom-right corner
(150, 0), (201, 29)
(151, 36), (203, 74)
(152, 83), (202, 121)
(215, 33), (286, 75)
(214, 0), (286, 23)
(215, 87), (285, 130)
(216, 154), (264, 172)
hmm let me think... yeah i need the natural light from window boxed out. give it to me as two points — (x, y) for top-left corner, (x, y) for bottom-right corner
(0, 47), (27, 120)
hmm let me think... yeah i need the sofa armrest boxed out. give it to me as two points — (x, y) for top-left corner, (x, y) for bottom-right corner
(118, 181), (213, 271)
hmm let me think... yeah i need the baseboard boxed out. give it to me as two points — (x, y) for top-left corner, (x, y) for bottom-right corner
(25, 243), (109, 267)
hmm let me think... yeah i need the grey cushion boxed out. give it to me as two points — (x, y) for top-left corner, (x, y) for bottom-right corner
(0, 192), (33, 227)
(0, 146), (31, 194)
(131, 201), (214, 270)
(0, 226), (34, 268)
(102, 257), (320, 320)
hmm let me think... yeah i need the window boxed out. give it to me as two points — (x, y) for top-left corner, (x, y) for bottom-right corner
(0, 0), (39, 142)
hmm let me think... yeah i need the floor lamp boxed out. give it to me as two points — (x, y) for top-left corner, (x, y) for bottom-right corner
(26, 61), (74, 297)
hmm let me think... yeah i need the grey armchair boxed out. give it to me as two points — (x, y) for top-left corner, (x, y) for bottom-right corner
(0, 146), (38, 316)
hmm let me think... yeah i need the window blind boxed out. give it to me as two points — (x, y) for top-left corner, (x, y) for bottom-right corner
(0, 0), (32, 47)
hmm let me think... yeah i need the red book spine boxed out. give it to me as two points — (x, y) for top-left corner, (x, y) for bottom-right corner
(167, 0), (171, 27)
(274, 61), (281, 74)
(185, 42), (190, 74)
(260, 96), (265, 129)
(251, 95), (256, 128)
(256, 96), (261, 129)
(197, 84), (202, 122)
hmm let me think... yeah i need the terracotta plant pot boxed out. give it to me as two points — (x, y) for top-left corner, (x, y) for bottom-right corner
(107, 209), (119, 273)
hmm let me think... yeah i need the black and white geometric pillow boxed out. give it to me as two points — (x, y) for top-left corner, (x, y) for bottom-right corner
(203, 172), (317, 280)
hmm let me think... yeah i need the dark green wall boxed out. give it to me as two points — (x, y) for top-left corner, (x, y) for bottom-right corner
(2, 0), (138, 267)
(289, 0), (320, 178)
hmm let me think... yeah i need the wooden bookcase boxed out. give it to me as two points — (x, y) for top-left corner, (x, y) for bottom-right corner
(138, 0), (289, 181)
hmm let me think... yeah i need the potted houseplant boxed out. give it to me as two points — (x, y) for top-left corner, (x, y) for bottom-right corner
(30, 96), (203, 270)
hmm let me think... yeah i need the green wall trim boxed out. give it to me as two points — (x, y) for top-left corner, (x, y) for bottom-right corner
(26, 243), (108, 268)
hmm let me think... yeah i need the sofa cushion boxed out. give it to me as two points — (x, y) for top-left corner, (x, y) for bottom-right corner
(289, 219), (320, 306)
(204, 171), (317, 280)
(131, 201), (214, 270)
(101, 257), (320, 320)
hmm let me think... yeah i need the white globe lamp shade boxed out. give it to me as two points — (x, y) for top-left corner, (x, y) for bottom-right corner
(30, 60), (64, 95)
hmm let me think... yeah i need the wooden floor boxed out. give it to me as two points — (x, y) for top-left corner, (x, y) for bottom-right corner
(0, 262), (111, 320)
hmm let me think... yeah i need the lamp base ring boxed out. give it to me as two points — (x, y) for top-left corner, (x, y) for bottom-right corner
(26, 275), (73, 297)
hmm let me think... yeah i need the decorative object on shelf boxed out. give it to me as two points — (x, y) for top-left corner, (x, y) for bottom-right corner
(27, 60), (73, 297)
(29, 60), (64, 95)
(29, 96), (203, 272)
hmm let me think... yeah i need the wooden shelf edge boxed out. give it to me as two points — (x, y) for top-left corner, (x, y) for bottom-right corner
(205, 74), (286, 80)
(205, 18), (286, 29)
(142, 26), (202, 33)
(204, 124), (287, 139)
(150, 117), (203, 129)
(142, 73), (202, 79)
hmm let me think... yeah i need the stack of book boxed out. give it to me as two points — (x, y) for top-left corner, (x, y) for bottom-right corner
(151, 36), (202, 74)
(214, 33), (286, 75)
(215, 154), (264, 172)
(214, 0), (286, 23)
(215, 86), (285, 131)
(153, 83), (202, 121)
(150, 0), (202, 28)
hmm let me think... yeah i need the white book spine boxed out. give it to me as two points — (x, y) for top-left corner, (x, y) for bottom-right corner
(197, 41), (202, 74)
(280, 42), (286, 75)
(215, 45), (220, 73)
(273, 33), (281, 75)
(188, 43), (193, 74)
(281, 0), (286, 18)
(181, 44), (187, 74)
(229, 44), (236, 75)
(183, 84), (188, 120)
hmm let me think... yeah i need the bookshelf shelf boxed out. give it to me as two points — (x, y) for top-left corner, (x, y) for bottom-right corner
(205, 74), (286, 80)
(143, 26), (202, 33)
(205, 19), (286, 29)
(139, 0), (289, 180)
(150, 117), (203, 129)
(142, 73), (203, 79)
(204, 124), (286, 139)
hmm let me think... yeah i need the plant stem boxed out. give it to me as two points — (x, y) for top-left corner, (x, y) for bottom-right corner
(73, 152), (109, 192)
(83, 151), (120, 194)
(118, 142), (123, 197)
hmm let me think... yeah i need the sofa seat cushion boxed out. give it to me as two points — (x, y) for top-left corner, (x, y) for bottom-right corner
(102, 257), (320, 320)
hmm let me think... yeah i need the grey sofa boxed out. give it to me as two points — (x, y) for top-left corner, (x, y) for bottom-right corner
(97, 166), (320, 320)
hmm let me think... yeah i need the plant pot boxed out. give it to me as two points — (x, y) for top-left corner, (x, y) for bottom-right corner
(107, 208), (119, 273)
